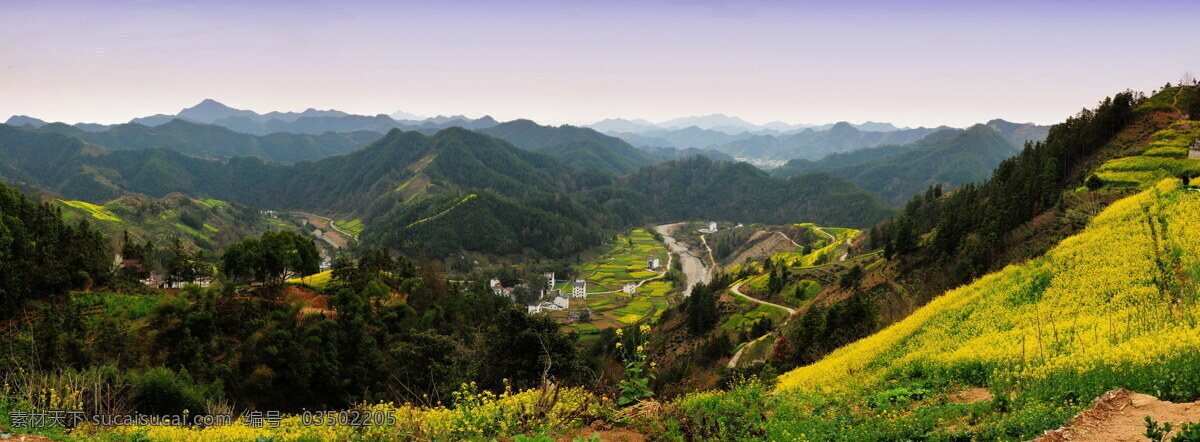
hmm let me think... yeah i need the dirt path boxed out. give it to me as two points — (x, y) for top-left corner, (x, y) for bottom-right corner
(1171, 86), (1187, 120)
(776, 231), (802, 248)
(727, 332), (771, 368)
(292, 211), (358, 242)
(726, 281), (798, 368)
(1038, 388), (1200, 441)
(814, 226), (853, 261)
(728, 280), (796, 315)
(700, 234), (717, 270)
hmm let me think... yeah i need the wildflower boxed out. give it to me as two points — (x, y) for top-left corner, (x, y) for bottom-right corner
(616, 328), (623, 337)
(615, 342), (623, 348)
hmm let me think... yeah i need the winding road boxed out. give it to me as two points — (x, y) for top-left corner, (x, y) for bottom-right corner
(728, 280), (796, 315)
(776, 231), (802, 248)
(292, 211), (358, 242)
(726, 280), (797, 368)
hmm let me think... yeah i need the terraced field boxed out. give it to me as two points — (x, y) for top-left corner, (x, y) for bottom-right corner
(55, 194), (292, 253)
(555, 229), (677, 335)
(1095, 120), (1200, 187)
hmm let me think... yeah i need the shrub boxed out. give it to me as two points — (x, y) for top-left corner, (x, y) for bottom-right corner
(130, 367), (208, 415)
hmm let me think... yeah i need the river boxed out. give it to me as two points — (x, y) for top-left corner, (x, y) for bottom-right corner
(654, 223), (712, 297)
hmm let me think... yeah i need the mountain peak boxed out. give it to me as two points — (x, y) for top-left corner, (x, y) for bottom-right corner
(177, 99), (257, 124)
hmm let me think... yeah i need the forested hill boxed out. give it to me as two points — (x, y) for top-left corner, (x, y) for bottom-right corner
(477, 120), (656, 174)
(774, 124), (1022, 205)
(0, 123), (894, 257)
(29, 119), (381, 163)
(614, 156), (894, 228)
(715, 122), (939, 160)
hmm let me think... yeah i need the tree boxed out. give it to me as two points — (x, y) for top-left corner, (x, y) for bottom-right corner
(221, 231), (319, 288)
(1086, 174), (1104, 191)
(120, 231), (155, 281)
(839, 265), (864, 289)
(165, 239), (211, 286)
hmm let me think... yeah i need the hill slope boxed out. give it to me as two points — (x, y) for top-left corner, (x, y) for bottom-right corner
(774, 125), (1021, 205)
(616, 156), (894, 228)
(477, 120), (656, 173)
(766, 178), (1200, 438)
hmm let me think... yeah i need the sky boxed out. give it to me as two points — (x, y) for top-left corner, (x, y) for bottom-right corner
(1, 0), (1198, 128)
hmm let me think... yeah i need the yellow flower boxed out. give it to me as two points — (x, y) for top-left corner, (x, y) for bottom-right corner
(615, 342), (623, 348)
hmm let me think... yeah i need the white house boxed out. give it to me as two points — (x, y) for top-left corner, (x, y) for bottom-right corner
(489, 278), (504, 296)
(141, 273), (213, 289)
(622, 282), (637, 294)
(553, 295), (569, 309)
(709, 222), (718, 232)
(646, 257), (661, 271)
(543, 272), (555, 290)
(571, 279), (587, 299)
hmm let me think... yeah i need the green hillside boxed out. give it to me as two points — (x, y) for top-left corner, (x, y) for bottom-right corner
(618, 156), (895, 228)
(774, 125), (1022, 205)
(55, 194), (288, 253)
(0, 124), (895, 258)
(478, 119), (656, 173)
(659, 177), (1200, 440)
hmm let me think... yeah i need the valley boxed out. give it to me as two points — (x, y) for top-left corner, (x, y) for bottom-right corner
(1, 76), (1198, 441)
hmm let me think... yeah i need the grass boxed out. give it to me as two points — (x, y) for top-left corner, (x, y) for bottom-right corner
(728, 304), (786, 331)
(71, 292), (163, 320)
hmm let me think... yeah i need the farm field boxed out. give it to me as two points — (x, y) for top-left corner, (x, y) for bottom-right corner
(54, 194), (297, 253)
(697, 178), (1200, 440)
(1095, 120), (1200, 187)
(557, 229), (677, 335)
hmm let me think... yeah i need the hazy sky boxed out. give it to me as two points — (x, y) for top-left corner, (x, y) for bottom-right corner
(2, 0), (1198, 128)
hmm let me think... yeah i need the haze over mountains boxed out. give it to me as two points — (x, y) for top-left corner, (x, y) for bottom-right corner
(0, 99), (1055, 248)
(4, 99), (1050, 166)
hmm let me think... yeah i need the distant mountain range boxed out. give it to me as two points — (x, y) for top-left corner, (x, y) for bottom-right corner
(586, 114), (1047, 162)
(6, 99), (502, 137)
(5, 101), (1050, 164)
(772, 122), (1038, 205)
(5, 102), (736, 173)
(0, 123), (892, 258)
(26, 119), (381, 164)
(0, 99), (1056, 259)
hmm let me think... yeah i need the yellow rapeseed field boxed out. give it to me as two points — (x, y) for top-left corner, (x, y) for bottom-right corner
(777, 178), (1200, 392)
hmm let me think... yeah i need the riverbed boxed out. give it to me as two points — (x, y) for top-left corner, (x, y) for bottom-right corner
(654, 223), (712, 296)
